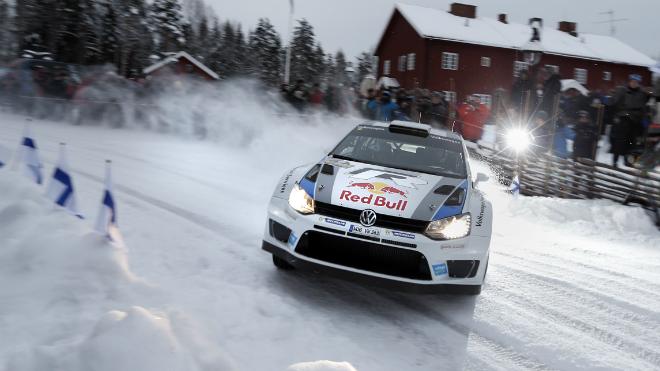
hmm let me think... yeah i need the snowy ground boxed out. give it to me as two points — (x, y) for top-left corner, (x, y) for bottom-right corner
(1, 108), (659, 371)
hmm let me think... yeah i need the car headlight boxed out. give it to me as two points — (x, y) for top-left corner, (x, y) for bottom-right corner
(425, 213), (471, 240)
(288, 183), (315, 214)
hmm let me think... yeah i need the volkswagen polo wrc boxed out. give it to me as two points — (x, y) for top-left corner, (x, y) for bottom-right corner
(262, 121), (492, 294)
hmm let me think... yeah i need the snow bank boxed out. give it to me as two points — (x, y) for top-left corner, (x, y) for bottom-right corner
(0, 172), (234, 371)
(287, 360), (358, 371)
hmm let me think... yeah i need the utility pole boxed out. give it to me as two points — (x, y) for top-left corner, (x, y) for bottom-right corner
(594, 10), (628, 36)
(283, 0), (294, 85)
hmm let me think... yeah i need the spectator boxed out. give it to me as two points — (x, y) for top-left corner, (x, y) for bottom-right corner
(551, 112), (575, 159)
(540, 66), (562, 117)
(288, 79), (307, 112)
(573, 110), (599, 160)
(363, 88), (377, 119)
(610, 74), (650, 167)
(308, 83), (324, 107)
(428, 91), (448, 129)
(457, 95), (490, 142)
(375, 91), (399, 122)
(511, 69), (533, 113)
(532, 110), (551, 151)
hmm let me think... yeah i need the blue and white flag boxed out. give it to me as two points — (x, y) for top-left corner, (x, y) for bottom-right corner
(45, 143), (82, 217)
(20, 127), (44, 184)
(95, 160), (118, 239)
(509, 175), (520, 196)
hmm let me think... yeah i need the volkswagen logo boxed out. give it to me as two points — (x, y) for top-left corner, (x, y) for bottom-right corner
(360, 209), (377, 227)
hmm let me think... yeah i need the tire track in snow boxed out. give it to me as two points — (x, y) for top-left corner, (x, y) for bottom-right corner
(489, 265), (660, 368)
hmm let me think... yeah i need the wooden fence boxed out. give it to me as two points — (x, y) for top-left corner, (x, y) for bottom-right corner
(470, 146), (660, 224)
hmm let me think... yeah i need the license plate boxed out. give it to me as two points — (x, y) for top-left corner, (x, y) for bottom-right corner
(349, 225), (381, 238)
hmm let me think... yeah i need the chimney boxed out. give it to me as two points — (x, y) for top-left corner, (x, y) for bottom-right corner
(498, 14), (508, 24)
(558, 21), (578, 36)
(449, 3), (477, 19)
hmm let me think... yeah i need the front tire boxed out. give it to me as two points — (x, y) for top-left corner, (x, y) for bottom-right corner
(272, 255), (294, 270)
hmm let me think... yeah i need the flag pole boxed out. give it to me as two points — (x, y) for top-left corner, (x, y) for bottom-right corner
(284, 0), (294, 85)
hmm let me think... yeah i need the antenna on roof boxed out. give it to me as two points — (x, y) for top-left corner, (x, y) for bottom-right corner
(593, 10), (628, 36)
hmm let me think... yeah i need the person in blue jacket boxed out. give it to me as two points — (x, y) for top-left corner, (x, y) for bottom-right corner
(375, 91), (400, 122)
(552, 112), (576, 158)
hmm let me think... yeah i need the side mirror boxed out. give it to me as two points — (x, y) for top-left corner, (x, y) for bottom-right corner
(474, 172), (489, 186)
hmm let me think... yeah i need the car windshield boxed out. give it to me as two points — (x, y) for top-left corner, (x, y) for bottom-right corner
(330, 125), (467, 178)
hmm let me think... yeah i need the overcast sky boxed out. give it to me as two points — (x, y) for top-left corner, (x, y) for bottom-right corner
(205, 0), (659, 62)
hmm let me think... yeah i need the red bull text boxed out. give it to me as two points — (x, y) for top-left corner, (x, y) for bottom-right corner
(339, 190), (408, 211)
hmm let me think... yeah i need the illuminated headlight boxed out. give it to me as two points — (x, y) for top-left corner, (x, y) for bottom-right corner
(288, 183), (315, 214)
(425, 213), (471, 240)
(505, 128), (533, 153)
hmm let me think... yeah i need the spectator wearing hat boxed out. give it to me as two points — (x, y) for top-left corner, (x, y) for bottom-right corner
(457, 95), (490, 142)
(540, 66), (562, 117)
(610, 74), (650, 167)
(573, 110), (599, 160)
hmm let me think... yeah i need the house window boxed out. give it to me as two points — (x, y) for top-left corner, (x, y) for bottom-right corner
(383, 60), (391, 75)
(473, 94), (492, 108)
(574, 68), (588, 84)
(545, 64), (559, 74)
(603, 71), (612, 81)
(513, 61), (529, 77)
(443, 91), (457, 104)
(480, 57), (491, 67)
(407, 53), (416, 71)
(398, 55), (407, 72)
(442, 52), (459, 70)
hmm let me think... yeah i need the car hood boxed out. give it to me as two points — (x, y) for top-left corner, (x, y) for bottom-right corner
(311, 157), (468, 221)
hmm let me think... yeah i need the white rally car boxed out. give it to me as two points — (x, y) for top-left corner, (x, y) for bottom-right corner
(262, 121), (492, 294)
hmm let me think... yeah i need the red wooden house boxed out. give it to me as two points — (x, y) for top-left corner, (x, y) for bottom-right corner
(375, 3), (654, 106)
(144, 51), (219, 81)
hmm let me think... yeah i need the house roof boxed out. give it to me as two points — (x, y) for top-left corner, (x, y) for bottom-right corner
(391, 3), (655, 68)
(144, 51), (219, 80)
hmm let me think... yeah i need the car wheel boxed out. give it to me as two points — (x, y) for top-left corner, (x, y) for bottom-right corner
(272, 255), (294, 270)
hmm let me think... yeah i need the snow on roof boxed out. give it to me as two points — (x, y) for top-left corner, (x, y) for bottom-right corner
(144, 51), (219, 80)
(394, 3), (655, 68)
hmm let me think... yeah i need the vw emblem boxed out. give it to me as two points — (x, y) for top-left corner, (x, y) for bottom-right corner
(360, 209), (377, 227)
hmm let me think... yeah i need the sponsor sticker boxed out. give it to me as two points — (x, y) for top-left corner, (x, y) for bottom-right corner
(339, 190), (408, 211)
(349, 224), (381, 238)
(391, 230), (415, 239)
(440, 244), (464, 250)
(432, 263), (448, 276)
(322, 217), (346, 227)
(287, 232), (297, 248)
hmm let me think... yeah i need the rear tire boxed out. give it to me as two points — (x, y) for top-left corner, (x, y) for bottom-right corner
(272, 255), (294, 270)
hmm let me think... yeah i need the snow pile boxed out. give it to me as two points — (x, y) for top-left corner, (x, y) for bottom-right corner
(0, 173), (234, 371)
(287, 361), (358, 371)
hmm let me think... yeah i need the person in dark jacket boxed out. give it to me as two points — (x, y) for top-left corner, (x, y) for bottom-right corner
(511, 70), (533, 114)
(541, 66), (562, 116)
(610, 74), (650, 167)
(429, 91), (448, 129)
(573, 110), (599, 160)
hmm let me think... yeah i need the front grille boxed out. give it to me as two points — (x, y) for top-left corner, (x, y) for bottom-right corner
(447, 260), (480, 278)
(269, 219), (292, 243)
(295, 231), (432, 280)
(315, 201), (429, 233)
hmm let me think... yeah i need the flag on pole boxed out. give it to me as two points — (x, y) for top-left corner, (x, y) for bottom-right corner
(95, 160), (118, 240)
(509, 175), (521, 196)
(45, 143), (83, 218)
(20, 126), (43, 184)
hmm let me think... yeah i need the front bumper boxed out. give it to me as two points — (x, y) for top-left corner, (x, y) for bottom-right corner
(263, 198), (490, 291)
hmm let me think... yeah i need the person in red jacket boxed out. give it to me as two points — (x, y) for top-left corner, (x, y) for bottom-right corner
(457, 95), (490, 142)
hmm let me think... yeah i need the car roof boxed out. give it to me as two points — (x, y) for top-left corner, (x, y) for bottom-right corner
(358, 120), (464, 142)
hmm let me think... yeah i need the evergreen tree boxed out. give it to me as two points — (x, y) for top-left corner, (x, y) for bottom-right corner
(15, 0), (54, 54)
(150, 0), (185, 53)
(117, 0), (152, 77)
(195, 16), (210, 60)
(0, 0), (13, 60)
(356, 51), (375, 83)
(249, 18), (282, 86)
(233, 25), (248, 75)
(206, 18), (223, 73)
(290, 19), (318, 83)
(100, 1), (119, 65)
(334, 50), (348, 86)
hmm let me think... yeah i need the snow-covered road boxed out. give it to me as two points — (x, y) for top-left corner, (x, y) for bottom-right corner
(1, 111), (659, 371)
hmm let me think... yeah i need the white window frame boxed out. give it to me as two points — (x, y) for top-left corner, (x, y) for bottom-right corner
(383, 60), (391, 75)
(443, 91), (457, 104)
(603, 71), (612, 81)
(545, 64), (559, 75)
(442, 52), (459, 70)
(513, 61), (529, 77)
(574, 68), (588, 84)
(473, 94), (492, 108)
(398, 55), (407, 72)
(407, 53), (416, 71)
(480, 56), (491, 67)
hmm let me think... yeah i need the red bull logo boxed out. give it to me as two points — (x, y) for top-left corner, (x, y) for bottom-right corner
(339, 190), (408, 211)
(348, 181), (408, 198)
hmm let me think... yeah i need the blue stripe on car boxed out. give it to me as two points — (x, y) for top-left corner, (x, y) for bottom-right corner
(432, 180), (468, 220)
(299, 177), (316, 198)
